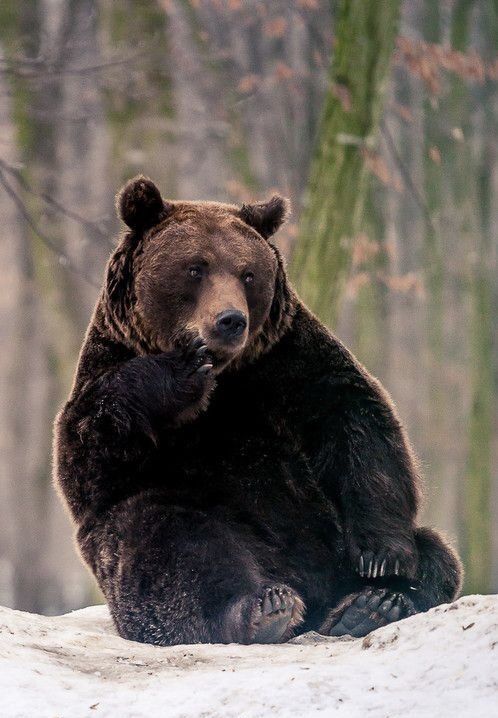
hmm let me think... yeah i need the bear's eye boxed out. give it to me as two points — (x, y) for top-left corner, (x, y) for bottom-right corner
(242, 271), (254, 285)
(188, 266), (203, 280)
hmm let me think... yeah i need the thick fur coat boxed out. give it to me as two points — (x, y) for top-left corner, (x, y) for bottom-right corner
(54, 177), (462, 645)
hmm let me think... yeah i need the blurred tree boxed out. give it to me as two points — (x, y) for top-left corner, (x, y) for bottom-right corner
(454, 0), (494, 594)
(0, 0), (110, 612)
(0, 0), (497, 613)
(290, 0), (400, 326)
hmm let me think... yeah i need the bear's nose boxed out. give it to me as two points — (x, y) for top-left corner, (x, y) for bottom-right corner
(215, 310), (247, 341)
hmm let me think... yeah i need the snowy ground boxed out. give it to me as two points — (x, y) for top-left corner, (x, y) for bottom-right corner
(0, 595), (496, 718)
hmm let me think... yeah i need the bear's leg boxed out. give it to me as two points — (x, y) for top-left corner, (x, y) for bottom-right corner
(100, 503), (304, 646)
(319, 527), (462, 638)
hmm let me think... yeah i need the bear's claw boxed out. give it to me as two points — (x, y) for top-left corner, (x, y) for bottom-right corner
(321, 587), (416, 638)
(358, 550), (407, 578)
(224, 584), (305, 644)
(251, 586), (303, 643)
(194, 343), (213, 374)
(181, 334), (213, 375)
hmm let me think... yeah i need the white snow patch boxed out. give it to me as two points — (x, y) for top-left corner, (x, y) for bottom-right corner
(0, 595), (496, 717)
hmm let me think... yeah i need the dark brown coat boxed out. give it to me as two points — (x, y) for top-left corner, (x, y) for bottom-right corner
(54, 177), (462, 645)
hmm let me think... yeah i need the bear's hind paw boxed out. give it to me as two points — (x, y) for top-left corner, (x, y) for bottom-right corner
(224, 585), (305, 644)
(321, 588), (416, 639)
(251, 586), (303, 644)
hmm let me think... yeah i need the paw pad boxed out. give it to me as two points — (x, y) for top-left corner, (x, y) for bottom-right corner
(324, 588), (416, 638)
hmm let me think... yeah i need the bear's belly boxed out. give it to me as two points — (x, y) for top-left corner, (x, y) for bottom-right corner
(147, 429), (342, 565)
(154, 427), (315, 499)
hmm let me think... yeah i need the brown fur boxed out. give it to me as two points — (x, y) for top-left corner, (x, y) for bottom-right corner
(54, 176), (462, 646)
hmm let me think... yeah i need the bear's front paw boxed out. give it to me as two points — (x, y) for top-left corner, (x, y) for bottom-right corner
(177, 333), (214, 378)
(349, 540), (417, 579)
(172, 333), (215, 420)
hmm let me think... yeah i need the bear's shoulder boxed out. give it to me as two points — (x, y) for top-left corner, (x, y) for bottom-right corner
(71, 310), (134, 397)
(277, 303), (360, 376)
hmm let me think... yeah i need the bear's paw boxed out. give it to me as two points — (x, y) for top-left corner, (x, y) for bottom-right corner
(224, 585), (305, 644)
(321, 587), (416, 638)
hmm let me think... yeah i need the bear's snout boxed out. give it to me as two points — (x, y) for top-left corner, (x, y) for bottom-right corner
(214, 310), (247, 342)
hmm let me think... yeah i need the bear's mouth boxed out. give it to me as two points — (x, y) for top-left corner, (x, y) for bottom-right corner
(205, 340), (247, 373)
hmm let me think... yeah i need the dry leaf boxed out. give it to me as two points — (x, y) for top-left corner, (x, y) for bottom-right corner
(297, 0), (319, 8)
(331, 82), (352, 112)
(380, 271), (425, 298)
(428, 146), (441, 165)
(345, 272), (371, 298)
(237, 74), (259, 94)
(362, 148), (403, 193)
(395, 36), (495, 94)
(263, 17), (288, 39)
(274, 62), (294, 81)
(352, 233), (381, 268)
(390, 101), (414, 123)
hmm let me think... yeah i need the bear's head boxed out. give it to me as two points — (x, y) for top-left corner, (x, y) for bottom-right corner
(102, 176), (295, 371)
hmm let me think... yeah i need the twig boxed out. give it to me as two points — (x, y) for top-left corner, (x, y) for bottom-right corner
(0, 48), (149, 79)
(380, 120), (438, 235)
(0, 169), (100, 289)
(0, 158), (114, 248)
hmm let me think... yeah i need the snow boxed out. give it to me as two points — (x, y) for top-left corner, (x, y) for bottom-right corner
(0, 595), (496, 718)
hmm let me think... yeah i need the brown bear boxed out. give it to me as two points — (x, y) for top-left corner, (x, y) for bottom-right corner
(54, 176), (462, 645)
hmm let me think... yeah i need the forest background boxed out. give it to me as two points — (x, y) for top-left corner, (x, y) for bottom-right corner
(0, 0), (496, 614)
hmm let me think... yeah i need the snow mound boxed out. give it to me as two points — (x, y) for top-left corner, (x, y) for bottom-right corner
(0, 595), (497, 717)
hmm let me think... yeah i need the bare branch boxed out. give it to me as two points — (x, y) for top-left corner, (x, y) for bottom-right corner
(0, 47), (150, 80)
(0, 158), (114, 248)
(0, 169), (101, 289)
(380, 120), (438, 235)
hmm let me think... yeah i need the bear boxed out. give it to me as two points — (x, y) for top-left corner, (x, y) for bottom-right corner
(54, 175), (463, 645)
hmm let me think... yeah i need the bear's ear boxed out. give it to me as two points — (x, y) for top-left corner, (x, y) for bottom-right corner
(238, 195), (290, 240)
(116, 175), (173, 230)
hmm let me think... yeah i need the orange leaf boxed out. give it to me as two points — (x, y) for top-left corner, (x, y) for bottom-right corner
(263, 17), (288, 38)
(297, 0), (319, 8)
(428, 146), (441, 165)
(331, 82), (352, 112)
(237, 74), (259, 94)
(352, 233), (381, 268)
(274, 62), (294, 81)
(362, 148), (403, 192)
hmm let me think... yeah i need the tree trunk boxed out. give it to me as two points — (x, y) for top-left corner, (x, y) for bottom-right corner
(290, 0), (400, 326)
(455, 0), (495, 594)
